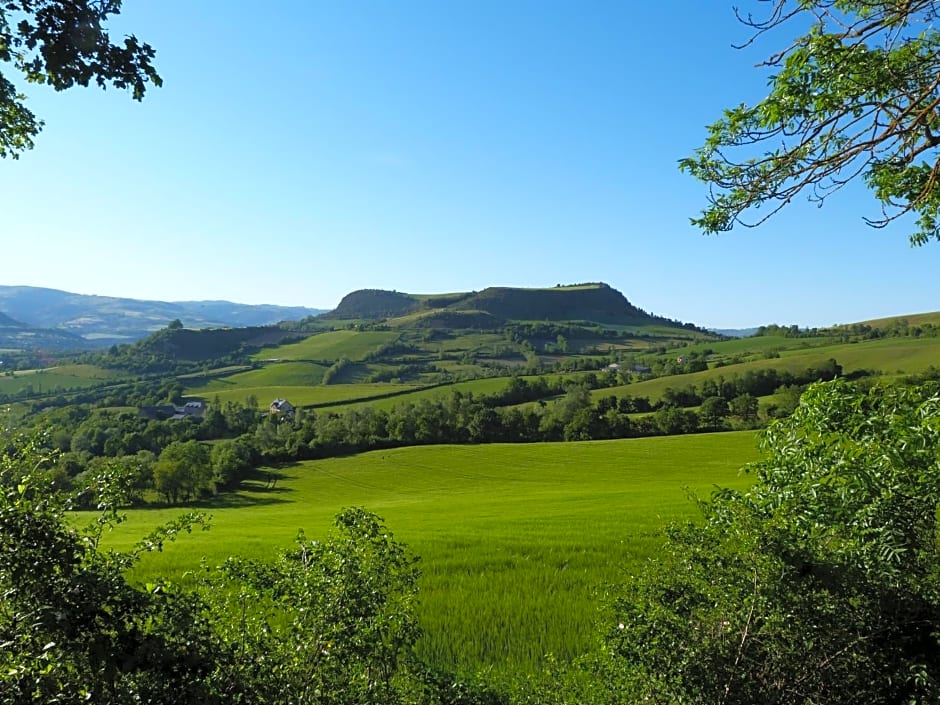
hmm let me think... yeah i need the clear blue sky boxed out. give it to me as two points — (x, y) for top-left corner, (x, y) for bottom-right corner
(2, 1), (938, 328)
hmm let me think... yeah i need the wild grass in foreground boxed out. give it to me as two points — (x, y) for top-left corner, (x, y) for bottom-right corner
(98, 432), (760, 678)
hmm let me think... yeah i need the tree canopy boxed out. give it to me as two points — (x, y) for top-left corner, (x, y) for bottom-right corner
(0, 1), (160, 158)
(681, 0), (940, 245)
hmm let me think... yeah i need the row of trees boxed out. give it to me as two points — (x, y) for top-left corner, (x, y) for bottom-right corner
(24, 358), (849, 505)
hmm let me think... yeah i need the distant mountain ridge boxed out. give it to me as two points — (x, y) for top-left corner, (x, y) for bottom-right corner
(324, 283), (697, 329)
(0, 311), (25, 329)
(0, 308), (89, 350)
(0, 286), (326, 349)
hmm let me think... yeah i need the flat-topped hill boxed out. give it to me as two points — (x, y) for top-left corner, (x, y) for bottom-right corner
(452, 284), (646, 323)
(325, 283), (674, 327)
(325, 289), (421, 319)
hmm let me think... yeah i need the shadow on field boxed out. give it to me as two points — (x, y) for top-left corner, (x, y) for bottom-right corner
(191, 488), (293, 509)
(138, 468), (296, 510)
(138, 492), (293, 511)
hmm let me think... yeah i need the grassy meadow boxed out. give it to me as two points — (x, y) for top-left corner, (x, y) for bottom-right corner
(0, 364), (116, 395)
(251, 329), (398, 362)
(174, 317), (940, 419)
(185, 381), (427, 408)
(190, 361), (329, 390)
(593, 336), (940, 405)
(99, 432), (761, 678)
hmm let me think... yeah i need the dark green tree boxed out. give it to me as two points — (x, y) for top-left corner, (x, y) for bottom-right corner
(209, 438), (254, 489)
(681, 0), (940, 245)
(153, 440), (211, 503)
(699, 395), (730, 430)
(0, 1), (161, 158)
(654, 406), (699, 435)
(729, 392), (760, 423)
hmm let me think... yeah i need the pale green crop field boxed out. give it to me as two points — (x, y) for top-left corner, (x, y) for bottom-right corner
(251, 330), (399, 362)
(185, 382), (426, 407)
(776, 336), (940, 373)
(0, 364), (117, 394)
(99, 432), (761, 678)
(188, 361), (328, 392)
(324, 371), (610, 413)
(669, 335), (838, 357)
(598, 337), (940, 404)
(861, 311), (940, 328)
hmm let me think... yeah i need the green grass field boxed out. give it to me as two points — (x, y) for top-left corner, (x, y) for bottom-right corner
(776, 336), (940, 373)
(185, 382), (428, 408)
(188, 361), (329, 391)
(100, 432), (761, 678)
(323, 371), (608, 413)
(434, 333), (513, 353)
(0, 364), (117, 395)
(860, 311), (940, 328)
(596, 337), (940, 404)
(251, 330), (399, 362)
(670, 334), (839, 358)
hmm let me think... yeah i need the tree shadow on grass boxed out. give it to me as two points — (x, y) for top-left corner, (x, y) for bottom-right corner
(138, 467), (298, 510)
(187, 489), (293, 510)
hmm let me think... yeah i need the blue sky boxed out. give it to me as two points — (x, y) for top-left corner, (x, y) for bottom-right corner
(2, 1), (938, 328)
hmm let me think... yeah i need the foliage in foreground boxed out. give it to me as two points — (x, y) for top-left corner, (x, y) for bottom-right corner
(683, 0), (940, 245)
(5, 381), (940, 703)
(603, 381), (940, 704)
(0, 1), (161, 158)
(0, 433), (433, 704)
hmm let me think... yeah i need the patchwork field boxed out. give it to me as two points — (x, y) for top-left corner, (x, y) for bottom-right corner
(670, 334), (839, 358)
(184, 381), (427, 408)
(189, 361), (329, 390)
(594, 336), (940, 405)
(100, 432), (761, 678)
(0, 364), (117, 395)
(250, 329), (399, 362)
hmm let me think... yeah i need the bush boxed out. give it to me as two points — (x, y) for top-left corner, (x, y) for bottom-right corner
(0, 430), (430, 704)
(606, 381), (940, 704)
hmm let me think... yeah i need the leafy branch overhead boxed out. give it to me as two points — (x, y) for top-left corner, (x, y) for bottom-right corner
(681, 0), (940, 245)
(0, 1), (160, 158)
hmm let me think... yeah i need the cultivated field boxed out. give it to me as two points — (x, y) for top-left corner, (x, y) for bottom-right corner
(0, 364), (116, 395)
(594, 336), (940, 405)
(250, 329), (398, 362)
(189, 361), (328, 390)
(101, 432), (761, 678)
(184, 382), (427, 408)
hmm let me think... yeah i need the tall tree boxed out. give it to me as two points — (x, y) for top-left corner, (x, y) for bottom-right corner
(153, 440), (211, 503)
(681, 0), (940, 245)
(0, 1), (160, 158)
